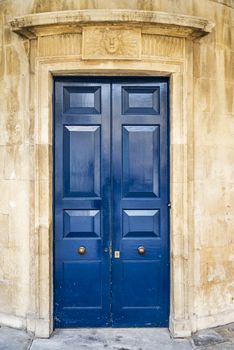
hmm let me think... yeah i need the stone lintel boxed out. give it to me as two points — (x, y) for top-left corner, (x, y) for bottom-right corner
(10, 9), (215, 40)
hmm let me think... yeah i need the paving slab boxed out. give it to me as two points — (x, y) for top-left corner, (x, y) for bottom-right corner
(192, 329), (226, 348)
(0, 326), (32, 350)
(215, 323), (234, 341)
(199, 342), (234, 349)
(1, 323), (234, 350)
(191, 324), (234, 349)
(30, 328), (193, 350)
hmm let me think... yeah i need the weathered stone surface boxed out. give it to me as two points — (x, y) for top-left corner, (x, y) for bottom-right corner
(0, 327), (191, 350)
(0, 326), (32, 350)
(38, 33), (82, 57)
(2, 322), (234, 349)
(192, 329), (226, 347)
(82, 26), (141, 60)
(0, 0), (233, 339)
(10, 9), (214, 39)
(30, 328), (193, 350)
(0, 214), (9, 246)
(192, 323), (234, 349)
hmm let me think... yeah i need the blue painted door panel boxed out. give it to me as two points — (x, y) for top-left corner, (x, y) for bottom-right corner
(54, 78), (169, 328)
(111, 81), (169, 326)
(54, 80), (111, 327)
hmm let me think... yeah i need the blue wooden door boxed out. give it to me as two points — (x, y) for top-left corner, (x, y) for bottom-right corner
(54, 79), (111, 327)
(111, 80), (169, 326)
(54, 78), (169, 328)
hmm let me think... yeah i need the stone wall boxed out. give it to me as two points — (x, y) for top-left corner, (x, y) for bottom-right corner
(192, 1), (234, 329)
(0, 0), (233, 335)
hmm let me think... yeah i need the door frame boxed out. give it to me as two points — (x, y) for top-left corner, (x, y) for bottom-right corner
(32, 55), (194, 338)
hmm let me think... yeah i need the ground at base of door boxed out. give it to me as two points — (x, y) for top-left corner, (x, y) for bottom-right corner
(0, 323), (234, 350)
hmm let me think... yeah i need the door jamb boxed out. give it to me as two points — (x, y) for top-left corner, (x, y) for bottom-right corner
(32, 57), (193, 338)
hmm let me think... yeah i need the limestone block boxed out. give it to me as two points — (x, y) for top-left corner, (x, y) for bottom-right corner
(0, 116), (10, 146)
(11, 267), (29, 316)
(225, 83), (234, 115)
(207, 263), (226, 284)
(194, 181), (234, 247)
(169, 74), (186, 145)
(0, 180), (10, 214)
(0, 254), (4, 281)
(0, 15), (4, 81)
(35, 144), (51, 181)
(206, 261), (233, 284)
(0, 282), (13, 314)
(6, 116), (23, 146)
(1, 247), (13, 282)
(214, 7), (233, 48)
(224, 49), (234, 83)
(4, 22), (14, 47)
(6, 83), (20, 113)
(171, 256), (187, 318)
(151, 0), (193, 15)
(6, 46), (20, 76)
(31, 0), (193, 15)
(194, 78), (216, 114)
(199, 247), (234, 288)
(38, 33), (82, 57)
(38, 179), (51, 224)
(0, 213), (9, 246)
(142, 34), (184, 59)
(8, 180), (30, 247)
(212, 53), (227, 118)
(197, 282), (234, 317)
(171, 144), (188, 183)
(195, 145), (234, 182)
(170, 181), (187, 239)
(37, 107), (52, 145)
(193, 42), (201, 78)
(192, 0), (215, 21)
(194, 284), (224, 318)
(199, 45), (216, 79)
(3, 145), (34, 181)
(194, 112), (234, 146)
(0, 146), (5, 178)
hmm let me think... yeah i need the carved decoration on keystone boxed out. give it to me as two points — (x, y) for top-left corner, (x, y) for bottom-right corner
(82, 27), (141, 60)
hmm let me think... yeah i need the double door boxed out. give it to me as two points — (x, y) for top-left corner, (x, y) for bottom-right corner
(54, 78), (169, 327)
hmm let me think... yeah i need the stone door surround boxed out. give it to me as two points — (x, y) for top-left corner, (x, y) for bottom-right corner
(10, 9), (214, 338)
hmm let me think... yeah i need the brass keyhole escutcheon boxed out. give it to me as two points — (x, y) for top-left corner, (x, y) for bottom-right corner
(138, 246), (145, 255)
(77, 246), (86, 255)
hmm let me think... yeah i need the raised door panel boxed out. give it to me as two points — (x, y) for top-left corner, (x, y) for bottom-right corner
(63, 86), (101, 114)
(122, 125), (160, 198)
(63, 125), (100, 197)
(122, 86), (160, 115)
(123, 210), (160, 238)
(63, 210), (100, 238)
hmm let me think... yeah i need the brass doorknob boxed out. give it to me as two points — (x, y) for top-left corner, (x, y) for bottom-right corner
(138, 246), (145, 255)
(77, 246), (86, 255)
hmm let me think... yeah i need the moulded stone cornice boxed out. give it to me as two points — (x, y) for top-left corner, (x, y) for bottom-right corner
(9, 9), (215, 40)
